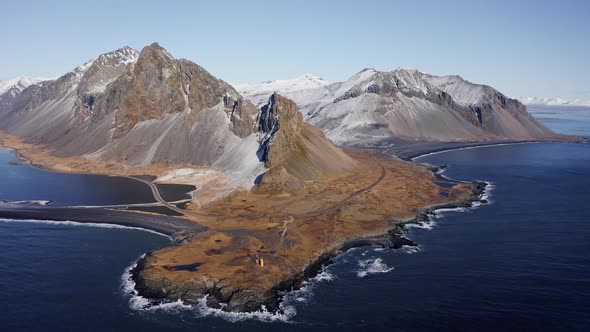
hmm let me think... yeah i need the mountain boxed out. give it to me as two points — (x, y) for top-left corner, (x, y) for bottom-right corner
(0, 76), (49, 96)
(237, 68), (560, 147)
(234, 74), (332, 108)
(0, 76), (50, 108)
(521, 97), (590, 107)
(255, 93), (356, 192)
(0, 44), (262, 170)
(0, 43), (357, 195)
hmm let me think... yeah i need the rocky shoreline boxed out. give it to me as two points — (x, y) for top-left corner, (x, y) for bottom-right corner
(129, 180), (488, 313)
(4, 132), (485, 312)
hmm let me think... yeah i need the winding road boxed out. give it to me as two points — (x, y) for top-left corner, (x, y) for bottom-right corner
(298, 159), (387, 218)
(125, 176), (190, 216)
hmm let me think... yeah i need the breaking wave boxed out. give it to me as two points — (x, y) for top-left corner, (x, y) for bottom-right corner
(357, 258), (394, 278)
(405, 219), (437, 230)
(399, 245), (421, 254)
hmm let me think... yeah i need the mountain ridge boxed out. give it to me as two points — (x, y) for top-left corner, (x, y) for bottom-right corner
(237, 68), (564, 147)
(0, 44), (259, 168)
(0, 43), (360, 197)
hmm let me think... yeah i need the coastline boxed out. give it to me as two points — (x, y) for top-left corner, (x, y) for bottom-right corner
(129, 178), (488, 314)
(0, 135), (530, 315)
(0, 205), (206, 237)
(383, 137), (587, 161)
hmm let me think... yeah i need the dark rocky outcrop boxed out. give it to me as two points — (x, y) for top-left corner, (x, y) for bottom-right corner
(255, 93), (357, 192)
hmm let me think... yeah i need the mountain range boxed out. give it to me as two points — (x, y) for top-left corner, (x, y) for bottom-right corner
(0, 43), (572, 194)
(237, 69), (562, 147)
(0, 43), (357, 193)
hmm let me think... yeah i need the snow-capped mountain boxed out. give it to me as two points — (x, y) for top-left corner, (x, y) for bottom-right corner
(0, 76), (51, 107)
(521, 97), (590, 107)
(0, 76), (49, 96)
(0, 44), (260, 175)
(0, 43), (358, 194)
(238, 68), (560, 146)
(234, 74), (332, 108)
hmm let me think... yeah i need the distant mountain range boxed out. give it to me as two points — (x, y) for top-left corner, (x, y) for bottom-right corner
(520, 97), (590, 107)
(237, 68), (560, 147)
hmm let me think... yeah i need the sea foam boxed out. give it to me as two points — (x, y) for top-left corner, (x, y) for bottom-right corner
(357, 258), (394, 278)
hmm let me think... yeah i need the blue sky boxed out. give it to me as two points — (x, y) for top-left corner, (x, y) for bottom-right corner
(1, 0), (588, 99)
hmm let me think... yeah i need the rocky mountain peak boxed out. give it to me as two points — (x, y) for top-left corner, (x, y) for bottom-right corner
(101, 43), (257, 138)
(257, 93), (304, 168)
(0, 42), (261, 169)
(255, 93), (356, 193)
(94, 46), (139, 67)
(77, 47), (139, 94)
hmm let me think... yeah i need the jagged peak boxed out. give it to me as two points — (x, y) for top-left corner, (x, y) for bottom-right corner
(360, 67), (377, 73)
(346, 68), (379, 84)
(95, 47), (139, 65)
(149, 42), (162, 48)
(255, 93), (356, 192)
(140, 42), (175, 61)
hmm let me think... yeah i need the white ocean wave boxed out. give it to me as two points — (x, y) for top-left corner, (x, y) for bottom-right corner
(0, 218), (171, 239)
(399, 245), (421, 254)
(433, 207), (468, 218)
(311, 268), (335, 282)
(357, 258), (394, 278)
(405, 219), (437, 230)
(193, 295), (296, 323)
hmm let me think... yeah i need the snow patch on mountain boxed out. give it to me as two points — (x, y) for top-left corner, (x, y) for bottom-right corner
(234, 74), (332, 107)
(0, 76), (51, 97)
(425, 74), (485, 106)
(78, 47), (140, 95)
(238, 68), (557, 145)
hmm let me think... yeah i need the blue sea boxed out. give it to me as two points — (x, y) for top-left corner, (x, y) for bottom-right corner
(1, 106), (589, 331)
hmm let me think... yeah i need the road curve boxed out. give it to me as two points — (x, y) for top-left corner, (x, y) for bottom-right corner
(124, 176), (191, 216)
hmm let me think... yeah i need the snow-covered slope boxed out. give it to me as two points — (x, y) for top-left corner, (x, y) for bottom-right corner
(0, 76), (52, 108)
(235, 74), (332, 108)
(521, 97), (590, 107)
(0, 76), (49, 96)
(238, 68), (559, 146)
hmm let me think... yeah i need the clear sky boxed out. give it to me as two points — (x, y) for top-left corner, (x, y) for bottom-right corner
(1, 0), (588, 99)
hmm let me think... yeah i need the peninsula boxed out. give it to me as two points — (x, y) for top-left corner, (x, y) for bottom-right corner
(0, 43), (582, 313)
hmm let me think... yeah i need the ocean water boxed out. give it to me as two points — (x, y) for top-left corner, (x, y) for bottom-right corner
(1, 107), (589, 331)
